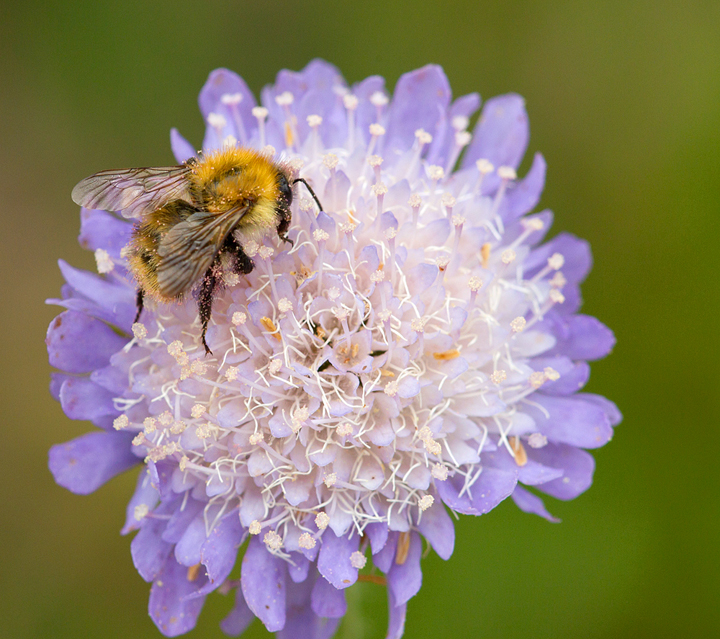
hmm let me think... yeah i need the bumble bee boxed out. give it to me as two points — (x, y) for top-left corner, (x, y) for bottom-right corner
(72, 146), (322, 354)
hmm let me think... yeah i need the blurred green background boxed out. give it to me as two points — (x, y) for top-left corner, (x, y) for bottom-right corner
(1, 0), (718, 637)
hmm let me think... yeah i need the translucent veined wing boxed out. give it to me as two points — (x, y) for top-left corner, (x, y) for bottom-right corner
(71, 165), (193, 219)
(155, 206), (250, 298)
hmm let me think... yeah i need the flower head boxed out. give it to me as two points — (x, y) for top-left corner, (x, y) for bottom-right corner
(48, 60), (620, 637)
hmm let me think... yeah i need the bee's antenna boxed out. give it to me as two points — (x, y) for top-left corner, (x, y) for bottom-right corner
(292, 178), (324, 212)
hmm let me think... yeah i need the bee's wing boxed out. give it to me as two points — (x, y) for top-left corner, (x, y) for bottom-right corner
(71, 165), (193, 219)
(155, 206), (251, 298)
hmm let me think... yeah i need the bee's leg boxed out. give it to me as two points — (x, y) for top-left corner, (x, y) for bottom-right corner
(133, 289), (144, 324)
(226, 235), (255, 274)
(277, 208), (294, 246)
(198, 265), (219, 356)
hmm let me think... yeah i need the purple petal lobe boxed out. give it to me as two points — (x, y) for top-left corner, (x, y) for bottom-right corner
(501, 152), (546, 222)
(387, 532), (423, 605)
(545, 314), (616, 361)
(512, 485), (561, 522)
(132, 506), (174, 582)
(462, 93), (529, 170)
(241, 536), (286, 632)
(386, 65), (451, 153)
(199, 512), (245, 592)
(277, 574), (341, 639)
(311, 575), (347, 618)
(78, 208), (132, 257)
(170, 128), (195, 163)
(220, 587), (255, 637)
(122, 468), (159, 534)
(49, 431), (138, 495)
(59, 377), (116, 421)
(365, 521), (389, 554)
(531, 443), (596, 500)
(417, 503), (455, 560)
(387, 585), (408, 639)
(530, 394), (613, 449)
(47, 310), (126, 374)
(531, 356), (590, 395)
(149, 555), (206, 637)
(175, 513), (207, 567)
(580, 393), (622, 426)
(317, 530), (360, 589)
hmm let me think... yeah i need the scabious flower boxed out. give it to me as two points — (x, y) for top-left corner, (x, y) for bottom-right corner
(48, 60), (620, 637)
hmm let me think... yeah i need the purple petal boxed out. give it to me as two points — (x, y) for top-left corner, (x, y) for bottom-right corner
(544, 314), (616, 361)
(426, 92), (481, 167)
(526, 232), (592, 285)
(175, 512), (207, 567)
(317, 530), (360, 589)
(241, 536), (286, 632)
(386, 588), (408, 639)
(278, 574), (341, 639)
(122, 468), (160, 534)
(149, 555), (206, 637)
(386, 65), (451, 154)
(365, 521), (389, 555)
(311, 575), (347, 618)
(47, 310), (127, 374)
(199, 68), (258, 147)
(511, 485), (560, 522)
(199, 513), (245, 592)
(373, 531), (398, 573)
(517, 459), (565, 485)
(417, 503), (455, 560)
(58, 260), (135, 318)
(531, 443), (596, 500)
(78, 208), (132, 258)
(529, 394), (613, 449)
(58, 377), (116, 422)
(220, 587), (255, 637)
(49, 430), (138, 495)
(170, 128), (196, 163)
(353, 74), (386, 145)
(500, 152), (546, 222)
(580, 393), (622, 426)
(132, 505), (175, 582)
(387, 532), (422, 606)
(462, 93), (529, 170)
(147, 459), (175, 499)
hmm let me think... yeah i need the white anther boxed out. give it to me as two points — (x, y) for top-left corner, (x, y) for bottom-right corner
(510, 317), (527, 333)
(529, 371), (546, 388)
(324, 473), (337, 487)
(258, 246), (274, 260)
(497, 165), (517, 180)
(263, 530), (283, 551)
(323, 153), (339, 170)
(313, 229), (330, 242)
(225, 366), (239, 382)
(384, 227), (397, 240)
(275, 91), (294, 106)
(548, 253), (565, 270)
(350, 551), (367, 569)
(343, 94), (359, 110)
(451, 115), (469, 131)
(252, 106), (268, 120)
(544, 367), (560, 381)
(368, 154), (383, 167)
(408, 194), (422, 208)
(221, 92), (243, 106)
(299, 532), (316, 549)
(232, 311), (247, 326)
(418, 495), (435, 511)
(428, 165), (445, 181)
(455, 131), (472, 147)
(476, 158), (495, 174)
(207, 112), (227, 128)
(528, 433), (548, 449)
(190, 404), (206, 419)
(94, 248), (114, 273)
(159, 411), (173, 426)
(452, 215), (465, 227)
(411, 317), (426, 332)
(370, 91), (389, 107)
(170, 420), (186, 435)
(278, 298), (293, 313)
(371, 182), (388, 196)
(501, 249), (517, 264)
(490, 370), (507, 384)
(249, 520), (261, 535)
(370, 269), (385, 283)
(523, 217), (545, 231)
(131, 322), (147, 340)
(268, 359), (282, 374)
(332, 306), (348, 321)
(549, 289), (566, 304)
(468, 276), (483, 292)
(550, 272), (567, 289)
(442, 193), (456, 208)
(143, 417), (157, 433)
(315, 512), (330, 530)
(369, 123), (386, 137)
(195, 423), (212, 439)
(336, 423), (353, 436)
(384, 381), (399, 397)
(249, 432), (264, 445)
(432, 463), (449, 481)
(113, 415), (129, 431)
(307, 114), (323, 127)
(415, 128), (433, 145)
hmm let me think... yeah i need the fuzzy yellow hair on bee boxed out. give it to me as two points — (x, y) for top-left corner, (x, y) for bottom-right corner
(72, 146), (322, 354)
